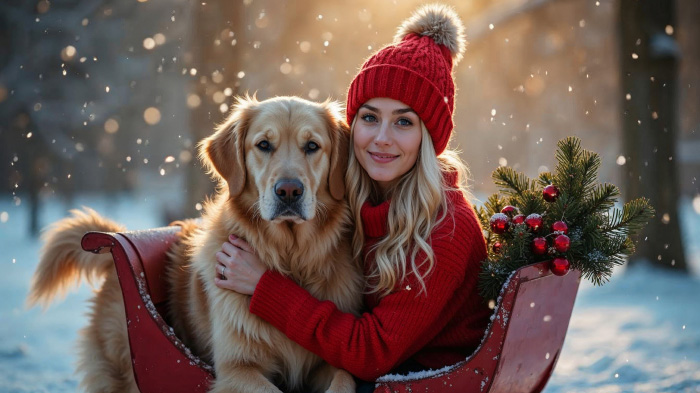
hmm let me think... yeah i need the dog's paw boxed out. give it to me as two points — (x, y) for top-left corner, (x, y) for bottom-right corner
(324, 369), (356, 393)
(209, 369), (283, 393)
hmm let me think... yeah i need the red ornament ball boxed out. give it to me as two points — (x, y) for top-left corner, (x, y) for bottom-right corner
(531, 237), (547, 255)
(489, 213), (510, 234)
(550, 257), (570, 276)
(554, 234), (571, 253)
(492, 241), (502, 254)
(512, 214), (526, 225)
(552, 220), (569, 235)
(525, 213), (543, 232)
(543, 185), (560, 202)
(500, 205), (517, 217)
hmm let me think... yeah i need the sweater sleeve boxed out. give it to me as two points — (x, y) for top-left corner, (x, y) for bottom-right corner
(250, 265), (464, 381)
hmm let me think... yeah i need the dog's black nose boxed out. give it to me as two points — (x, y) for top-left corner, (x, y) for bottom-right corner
(274, 179), (304, 204)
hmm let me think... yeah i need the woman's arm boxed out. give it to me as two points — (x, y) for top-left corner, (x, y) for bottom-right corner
(248, 264), (468, 381)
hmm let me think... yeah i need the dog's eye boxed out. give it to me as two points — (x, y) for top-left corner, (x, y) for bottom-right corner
(257, 140), (272, 152)
(305, 141), (319, 154)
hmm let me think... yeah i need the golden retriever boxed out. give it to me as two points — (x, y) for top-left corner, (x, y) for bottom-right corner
(27, 96), (363, 393)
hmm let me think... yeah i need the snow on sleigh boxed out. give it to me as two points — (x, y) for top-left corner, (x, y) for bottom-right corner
(81, 225), (581, 393)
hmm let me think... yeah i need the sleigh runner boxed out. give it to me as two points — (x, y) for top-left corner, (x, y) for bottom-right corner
(82, 225), (581, 393)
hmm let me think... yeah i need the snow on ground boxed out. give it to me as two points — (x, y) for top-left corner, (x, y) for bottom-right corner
(545, 196), (700, 393)
(0, 192), (698, 393)
(546, 266), (700, 392)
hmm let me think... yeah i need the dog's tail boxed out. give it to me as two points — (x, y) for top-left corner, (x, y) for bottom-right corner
(26, 207), (126, 309)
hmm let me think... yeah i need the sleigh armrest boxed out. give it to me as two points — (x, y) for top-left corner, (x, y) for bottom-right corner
(82, 227), (214, 393)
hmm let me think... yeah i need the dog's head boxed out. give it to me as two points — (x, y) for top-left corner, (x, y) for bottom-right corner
(199, 96), (349, 224)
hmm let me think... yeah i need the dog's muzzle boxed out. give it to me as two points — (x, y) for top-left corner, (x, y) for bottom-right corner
(272, 179), (305, 220)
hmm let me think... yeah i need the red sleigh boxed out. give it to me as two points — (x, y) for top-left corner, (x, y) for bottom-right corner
(81, 226), (581, 393)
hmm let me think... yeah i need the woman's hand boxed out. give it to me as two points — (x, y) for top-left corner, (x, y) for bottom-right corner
(214, 235), (266, 295)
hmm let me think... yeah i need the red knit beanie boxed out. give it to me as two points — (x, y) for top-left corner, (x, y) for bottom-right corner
(347, 4), (467, 155)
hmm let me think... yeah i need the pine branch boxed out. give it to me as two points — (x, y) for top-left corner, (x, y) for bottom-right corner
(476, 205), (491, 229)
(537, 172), (554, 188)
(477, 205), (495, 245)
(549, 192), (582, 223)
(515, 189), (547, 216)
(579, 150), (601, 196)
(493, 166), (531, 197)
(622, 237), (636, 256)
(602, 198), (654, 235)
(622, 198), (655, 234)
(582, 183), (620, 216)
(483, 194), (507, 216)
(580, 262), (614, 286)
(554, 137), (582, 195)
(478, 262), (510, 301)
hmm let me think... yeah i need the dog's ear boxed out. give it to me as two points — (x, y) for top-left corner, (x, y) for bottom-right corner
(323, 101), (350, 201)
(198, 96), (257, 197)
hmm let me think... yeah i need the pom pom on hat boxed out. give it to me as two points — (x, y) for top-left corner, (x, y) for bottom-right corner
(394, 4), (467, 66)
(346, 4), (467, 155)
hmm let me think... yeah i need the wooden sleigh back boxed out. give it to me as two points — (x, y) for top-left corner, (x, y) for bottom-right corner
(81, 226), (580, 393)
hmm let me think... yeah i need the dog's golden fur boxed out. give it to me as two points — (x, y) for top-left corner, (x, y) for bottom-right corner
(27, 96), (363, 393)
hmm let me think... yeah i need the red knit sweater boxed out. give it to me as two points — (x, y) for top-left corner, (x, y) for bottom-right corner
(249, 182), (491, 381)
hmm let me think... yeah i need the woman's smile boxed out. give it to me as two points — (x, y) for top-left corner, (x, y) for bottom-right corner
(368, 151), (400, 163)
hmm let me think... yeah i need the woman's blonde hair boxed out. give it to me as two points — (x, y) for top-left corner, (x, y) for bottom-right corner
(347, 119), (472, 297)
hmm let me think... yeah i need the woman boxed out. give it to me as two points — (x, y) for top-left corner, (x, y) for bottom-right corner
(214, 3), (491, 388)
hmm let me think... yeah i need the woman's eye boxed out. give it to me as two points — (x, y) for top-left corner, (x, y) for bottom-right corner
(397, 118), (413, 127)
(257, 140), (271, 151)
(305, 141), (319, 153)
(361, 114), (377, 123)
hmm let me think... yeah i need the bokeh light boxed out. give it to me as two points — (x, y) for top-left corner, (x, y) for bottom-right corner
(143, 107), (161, 125)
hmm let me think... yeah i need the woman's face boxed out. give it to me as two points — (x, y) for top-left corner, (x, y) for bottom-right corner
(353, 97), (422, 193)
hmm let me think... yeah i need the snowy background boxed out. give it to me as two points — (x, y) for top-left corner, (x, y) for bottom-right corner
(1, 189), (699, 393)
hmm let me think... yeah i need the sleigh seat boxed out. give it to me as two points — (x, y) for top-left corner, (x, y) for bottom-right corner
(81, 225), (581, 393)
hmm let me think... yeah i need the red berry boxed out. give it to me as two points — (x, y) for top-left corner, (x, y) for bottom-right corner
(492, 241), (502, 254)
(525, 213), (543, 232)
(489, 213), (510, 234)
(554, 234), (570, 253)
(500, 205), (517, 217)
(531, 237), (547, 255)
(552, 220), (569, 235)
(512, 214), (526, 225)
(543, 185), (560, 202)
(550, 257), (570, 276)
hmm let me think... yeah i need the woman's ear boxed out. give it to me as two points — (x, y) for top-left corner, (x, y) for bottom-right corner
(324, 102), (350, 201)
(198, 96), (257, 197)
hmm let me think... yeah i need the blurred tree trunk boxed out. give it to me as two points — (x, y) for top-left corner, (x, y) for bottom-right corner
(182, 1), (245, 218)
(619, 0), (687, 271)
